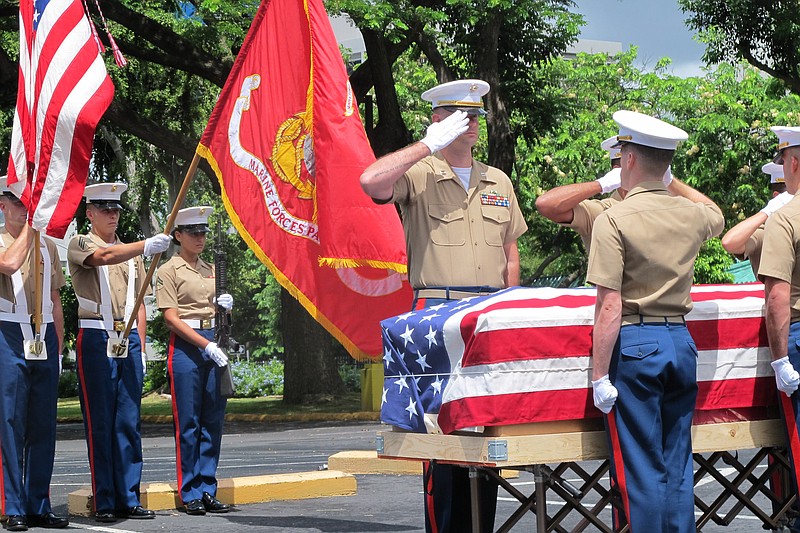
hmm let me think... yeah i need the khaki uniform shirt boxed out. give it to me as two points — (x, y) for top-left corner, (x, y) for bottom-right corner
(67, 233), (150, 320)
(155, 255), (215, 320)
(562, 191), (622, 253)
(758, 196), (800, 322)
(587, 181), (724, 316)
(389, 153), (528, 289)
(741, 226), (764, 278)
(0, 228), (65, 308)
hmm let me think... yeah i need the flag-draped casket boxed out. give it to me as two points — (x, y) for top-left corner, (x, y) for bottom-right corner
(381, 284), (773, 435)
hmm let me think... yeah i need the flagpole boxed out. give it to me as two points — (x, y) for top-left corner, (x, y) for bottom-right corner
(32, 229), (42, 333)
(118, 152), (202, 342)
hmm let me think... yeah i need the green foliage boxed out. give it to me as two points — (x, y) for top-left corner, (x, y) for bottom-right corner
(693, 239), (734, 284)
(338, 363), (362, 393)
(60, 279), (78, 355)
(231, 359), (284, 397)
(143, 360), (168, 394)
(58, 371), (79, 399)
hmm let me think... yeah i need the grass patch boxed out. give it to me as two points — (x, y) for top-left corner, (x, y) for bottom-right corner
(58, 392), (365, 421)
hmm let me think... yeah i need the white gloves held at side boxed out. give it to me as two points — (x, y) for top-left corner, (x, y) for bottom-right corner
(596, 168), (621, 194)
(772, 356), (800, 397)
(216, 293), (234, 310)
(143, 233), (171, 256)
(420, 110), (470, 154)
(204, 342), (229, 367)
(591, 374), (618, 414)
(760, 192), (794, 218)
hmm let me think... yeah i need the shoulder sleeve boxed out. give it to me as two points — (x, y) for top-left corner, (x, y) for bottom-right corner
(46, 239), (66, 290)
(701, 202), (725, 239)
(759, 212), (797, 283)
(743, 227), (764, 262)
(391, 159), (432, 205)
(135, 257), (153, 297)
(155, 262), (178, 310)
(67, 235), (98, 268)
(586, 212), (624, 291)
(564, 199), (609, 239)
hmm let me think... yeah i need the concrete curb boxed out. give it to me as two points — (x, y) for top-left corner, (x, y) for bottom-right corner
(68, 471), (357, 517)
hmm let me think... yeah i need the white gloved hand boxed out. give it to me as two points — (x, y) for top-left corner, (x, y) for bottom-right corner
(419, 110), (470, 154)
(771, 356), (800, 397)
(596, 168), (622, 194)
(143, 233), (171, 256)
(216, 293), (233, 310)
(760, 191), (794, 218)
(663, 165), (673, 186)
(591, 374), (618, 414)
(204, 341), (229, 367)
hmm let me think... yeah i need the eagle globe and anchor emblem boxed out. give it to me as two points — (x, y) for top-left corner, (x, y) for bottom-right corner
(227, 74), (405, 297)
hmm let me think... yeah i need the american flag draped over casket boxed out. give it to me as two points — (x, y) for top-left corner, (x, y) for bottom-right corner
(380, 284), (773, 435)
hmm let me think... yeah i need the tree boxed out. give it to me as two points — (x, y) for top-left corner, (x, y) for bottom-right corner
(679, 0), (800, 95)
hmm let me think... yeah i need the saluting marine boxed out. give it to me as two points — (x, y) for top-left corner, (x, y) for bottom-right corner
(67, 183), (170, 522)
(0, 176), (68, 531)
(360, 79), (527, 533)
(587, 111), (724, 532)
(759, 126), (800, 533)
(155, 206), (232, 516)
(722, 161), (792, 278)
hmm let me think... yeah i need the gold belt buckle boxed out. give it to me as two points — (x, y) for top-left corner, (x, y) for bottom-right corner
(113, 321), (125, 332)
(201, 318), (212, 330)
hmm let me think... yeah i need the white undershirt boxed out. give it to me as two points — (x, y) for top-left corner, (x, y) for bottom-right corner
(452, 166), (472, 191)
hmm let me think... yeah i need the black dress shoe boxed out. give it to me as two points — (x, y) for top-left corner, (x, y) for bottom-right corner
(94, 510), (116, 523)
(183, 499), (206, 515)
(26, 512), (67, 529)
(201, 492), (230, 513)
(120, 506), (155, 519)
(4, 515), (26, 531)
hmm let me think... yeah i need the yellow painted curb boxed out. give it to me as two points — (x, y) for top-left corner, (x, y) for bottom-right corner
(67, 471), (356, 516)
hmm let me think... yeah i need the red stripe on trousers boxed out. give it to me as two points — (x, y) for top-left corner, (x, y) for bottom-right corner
(606, 411), (632, 527)
(75, 330), (99, 510)
(779, 393), (800, 492)
(422, 461), (438, 533)
(167, 332), (184, 497)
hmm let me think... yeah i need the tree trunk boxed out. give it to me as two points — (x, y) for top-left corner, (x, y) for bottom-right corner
(474, 9), (516, 176)
(280, 288), (345, 404)
(361, 29), (414, 156)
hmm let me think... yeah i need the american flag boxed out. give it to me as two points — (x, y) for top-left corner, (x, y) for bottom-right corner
(381, 284), (774, 434)
(8, 0), (114, 239)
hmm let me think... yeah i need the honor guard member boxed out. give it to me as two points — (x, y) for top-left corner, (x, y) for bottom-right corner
(536, 136), (625, 253)
(0, 177), (68, 530)
(155, 206), (232, 516)
(360, 80), (527, 533)
(722, 160), (793, 278)
(67, 183), (170, 522)
(587, 111), (724, 533)
(759, 126), (800, 533)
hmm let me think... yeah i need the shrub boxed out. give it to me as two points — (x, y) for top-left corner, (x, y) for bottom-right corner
(231, 359), (284, 397)
(338, 364), (362, 393)
(58, 371), (79, 398)
(143, 360), (168, 394)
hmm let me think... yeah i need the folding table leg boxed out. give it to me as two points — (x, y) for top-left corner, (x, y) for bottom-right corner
(470, 466), (483, 533)
(534, 465), (547, 532)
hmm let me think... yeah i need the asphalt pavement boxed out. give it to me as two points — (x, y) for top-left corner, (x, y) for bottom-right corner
(48, 421), (792, 532)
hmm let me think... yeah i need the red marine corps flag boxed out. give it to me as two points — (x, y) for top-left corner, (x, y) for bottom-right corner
(198, 0), (411, 359)
(8, 0), (114, 238)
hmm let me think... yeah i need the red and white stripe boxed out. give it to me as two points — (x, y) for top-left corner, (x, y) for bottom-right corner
(8, 0), (114, 239)
(438, 284), (773, 433)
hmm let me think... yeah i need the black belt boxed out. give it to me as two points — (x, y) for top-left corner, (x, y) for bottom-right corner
(621, 314), (686, 326)
(414, 287), (499, 300)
